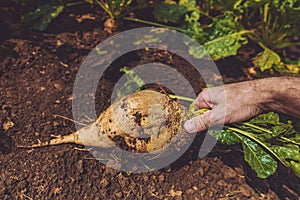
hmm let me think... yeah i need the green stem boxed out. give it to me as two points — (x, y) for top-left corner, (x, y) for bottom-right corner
(193, 108), (210, 116)
(260, 7), (268, 46)
(204, 30), (253, 46)
(123, 17), (188, 33)
(242, 122), (273, 134)
(226, 126), (284, 166)
(116, 3), (149, 20)
(66, 1), (86, 7)
(169, 94), (194, 102)
(279, 136), (300, 145)
(95, 0), (114, 18)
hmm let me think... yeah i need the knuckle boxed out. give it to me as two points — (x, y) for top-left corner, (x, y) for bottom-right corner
(195, 116), (208, 131)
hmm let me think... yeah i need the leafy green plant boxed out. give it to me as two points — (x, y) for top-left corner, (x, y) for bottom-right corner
(93, 0), (133, 19)
(253, 45), (299, 74)
(23, 1), (65, 31)
(19, 0), (143, 31)
(231, 0), (300, 50)
(209, 112), (300, 178)
(115, 66), (145, 101)
(125, 1), (253, 62)
(125, 0), (300, 75)
(17, 0), (87, 31)
(213, 0), (300, 74)
(119, 65), (300, 179)
(187, 12), (251, 60)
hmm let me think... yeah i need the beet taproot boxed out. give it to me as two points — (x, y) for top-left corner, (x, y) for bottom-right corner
(19, 90), (189, 153)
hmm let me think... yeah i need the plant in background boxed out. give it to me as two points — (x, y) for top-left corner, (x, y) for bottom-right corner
(23, 1), (65, 31)
(125, 0), (300, 75)
(125, 0), (254, 64)
(211, 0), (300, 74)
(14, 0), (139, 32)
(89, 0), (136, 32)
(13, 0), (88, 31)
(92, 0), (133, 19)
(115, 66), (145, 101)
(14, 0), (300, 74)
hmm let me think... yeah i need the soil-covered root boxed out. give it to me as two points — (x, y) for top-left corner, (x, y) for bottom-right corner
(18, 90), (189, 153)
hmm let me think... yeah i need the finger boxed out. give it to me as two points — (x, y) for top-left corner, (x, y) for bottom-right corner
(184, 112), (211, 133)
(194, 89), (213, 109)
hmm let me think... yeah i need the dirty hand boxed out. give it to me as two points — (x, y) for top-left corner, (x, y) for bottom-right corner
(184, 80), (269, 133)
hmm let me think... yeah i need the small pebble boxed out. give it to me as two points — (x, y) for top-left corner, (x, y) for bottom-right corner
(239, 186), (251, 197)
(100, 178), (109, 188)
(158, 174), (164, 182)
(186, 188), (194, 195)
(3, 120), (14, 131)
(115, 191), (122, 198)
(200, 189), (206, 197)
(54, 83), (62, 91)
(143, 175), (149, 182)
(223, 166), (237, 180)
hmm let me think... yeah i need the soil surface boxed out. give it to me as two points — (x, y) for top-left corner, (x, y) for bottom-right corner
(0, 2), (299, 199)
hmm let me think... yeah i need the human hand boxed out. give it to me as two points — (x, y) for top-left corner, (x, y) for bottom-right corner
(184, 80), (269, 133)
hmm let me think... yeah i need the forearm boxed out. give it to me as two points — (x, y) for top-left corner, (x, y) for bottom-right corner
(257, 76), (300, 118)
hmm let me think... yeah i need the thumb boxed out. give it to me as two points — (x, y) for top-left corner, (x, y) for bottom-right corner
(184, 112), (211, 133)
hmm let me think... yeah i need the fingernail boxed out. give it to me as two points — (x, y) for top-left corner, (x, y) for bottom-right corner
(184, 120), (197, 133)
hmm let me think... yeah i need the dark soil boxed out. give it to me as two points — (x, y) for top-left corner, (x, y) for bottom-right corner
(0, 2), (299, 199)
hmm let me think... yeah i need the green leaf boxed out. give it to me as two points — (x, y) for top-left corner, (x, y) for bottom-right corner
(115, 66), (145, 101)
(273, 0), (299, 12)
(253, 46), (300, 74)
(269, 144), (300, 176)
(188, 13), (249, 59)
(204, 109), (300, 178)
(95, 0), (133, 18)
(203, 30), (248, 60)
(183, 11), (204, 40)
(208, 129), (240, 145)
(227, 112), (300, 178)
(187, 45), (208, 59)
(109, 0), (133, 17)
(240, 135), (277, 178)
(270, 144), (300, 162)
(253, 47), (281, 72)
(179, 0), (197, 9)
(249, 112), (280, 125)
(284, 58), (300, 66)
(270, 121), (295, 137)
(290, 161), (300, 177)
(274, 63), (300, 74)
(210, 0), (244, 14)
(24, 2), (64, 31)
(119, 66), (145, 89)
(153, 2), (189, 24)
(205, 13), (248, 59)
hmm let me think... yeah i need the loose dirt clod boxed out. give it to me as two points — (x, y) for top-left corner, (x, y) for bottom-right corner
(18, 90), (189, 153)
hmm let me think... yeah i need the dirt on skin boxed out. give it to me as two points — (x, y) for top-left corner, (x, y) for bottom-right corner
(0, 2), (299, 199)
